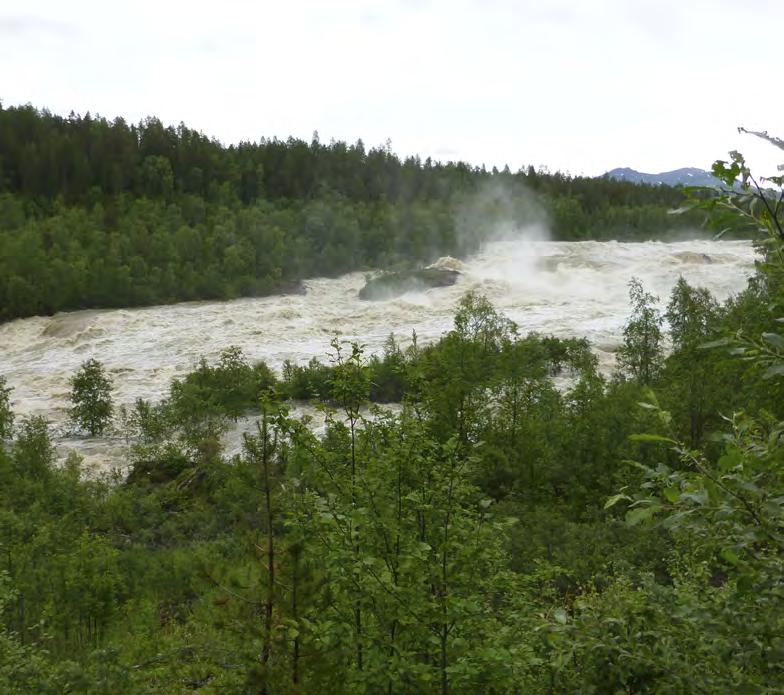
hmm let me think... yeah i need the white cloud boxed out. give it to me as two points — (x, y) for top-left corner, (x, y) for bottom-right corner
(1, 0), (781, 176)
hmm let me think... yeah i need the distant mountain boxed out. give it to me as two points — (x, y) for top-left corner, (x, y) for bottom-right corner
(605, 167), (722, 187)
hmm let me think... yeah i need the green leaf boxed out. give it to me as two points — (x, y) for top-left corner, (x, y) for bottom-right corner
(622, 459), (653, 472)
(626, 504), (660, 526)
(604, 493), (631, 510)
(762, 364), (784, 379)
(712, 227), (731, 240)
(699, 337), (732, 350)
(762, 333), (784, 350)
(658, 509), (695, 529)
(662, 487), (681, 504)
(720, 548), (740, 566)
(553, 608), (568, 625)
(718, 449), (742, 471)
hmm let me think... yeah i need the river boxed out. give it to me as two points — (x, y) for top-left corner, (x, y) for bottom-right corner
(0, 236), (757, 470)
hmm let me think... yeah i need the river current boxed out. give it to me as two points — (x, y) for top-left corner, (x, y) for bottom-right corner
(0, 237), (757, 470)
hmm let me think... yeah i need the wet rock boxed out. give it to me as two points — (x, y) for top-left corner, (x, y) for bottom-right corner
(672, 251), (713, 265)
(275, 279), (307, 296)
(426, 256), (466, 273)
(359, 268), (460, 301)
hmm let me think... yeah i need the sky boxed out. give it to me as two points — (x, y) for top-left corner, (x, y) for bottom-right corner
(1, 0), (781, 177)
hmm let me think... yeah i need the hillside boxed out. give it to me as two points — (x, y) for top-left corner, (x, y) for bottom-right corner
(605, 166), (723, 187)
(0, 103), (709, 322)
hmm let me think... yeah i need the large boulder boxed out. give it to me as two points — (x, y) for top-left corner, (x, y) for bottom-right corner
(358, 267), (460, 301)
(275, 278), (307, 295)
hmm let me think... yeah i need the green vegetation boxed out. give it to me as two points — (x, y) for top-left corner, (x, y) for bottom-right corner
(616, 277), (664, 385)
(0, 376), (13, 441)
(0, 123), (782, 691)
(0, 103), (713, 323)
(69, 358), (114, 436)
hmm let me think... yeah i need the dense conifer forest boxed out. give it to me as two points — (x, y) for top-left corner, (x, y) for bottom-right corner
(0, 110), (782, 692)
(0, 103), (709, 322)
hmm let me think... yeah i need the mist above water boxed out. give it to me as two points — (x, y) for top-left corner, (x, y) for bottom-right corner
(0, 235), (757, 467)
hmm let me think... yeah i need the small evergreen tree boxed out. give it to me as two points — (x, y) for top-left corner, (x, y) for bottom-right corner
(69, 359), (113, 436)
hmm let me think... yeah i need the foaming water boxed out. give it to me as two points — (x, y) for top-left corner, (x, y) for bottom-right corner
(0, 238), (757, 457)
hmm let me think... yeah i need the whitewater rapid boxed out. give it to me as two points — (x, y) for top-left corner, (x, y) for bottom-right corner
(0, 237), (757, 469)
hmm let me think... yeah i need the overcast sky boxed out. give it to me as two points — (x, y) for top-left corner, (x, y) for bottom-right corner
(1, 0), (781, 177)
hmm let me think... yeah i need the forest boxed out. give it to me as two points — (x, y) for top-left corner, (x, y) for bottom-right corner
(0, 128), (782, 692)
(0, 103), (713, 322)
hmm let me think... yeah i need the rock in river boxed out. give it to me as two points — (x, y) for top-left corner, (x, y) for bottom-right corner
(358, 268), (461, 301)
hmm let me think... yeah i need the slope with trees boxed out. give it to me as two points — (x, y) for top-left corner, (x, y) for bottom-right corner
(0, 127), (780, 692)
(0, 103), (713, 323)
